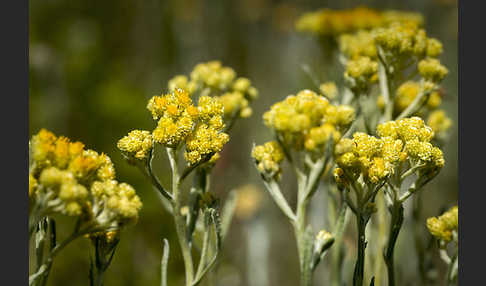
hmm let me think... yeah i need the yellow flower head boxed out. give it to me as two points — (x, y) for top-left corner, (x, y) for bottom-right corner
(426, 205), (458, 243)
(344, 56), (378, 92)
(252, 141), (285, 178)
(377, 117), (444, 169)
(190, 61), (236, 90)
(117, 130), (153, 161)
(184, 123), (229, 165)
(263, 90), (354, 151)
(30, 129), (142, 228)
(92, 180), (142, 226)
(339, 30), (377, 59)
(427, 110), (452, 135)
(295, 7), (383, 36)
(418, 58), (448, 83)
(373, 22), (427, 57)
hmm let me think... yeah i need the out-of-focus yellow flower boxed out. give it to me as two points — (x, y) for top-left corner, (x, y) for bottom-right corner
(252, 141), (285, 178)
(427, 206), (458, 243)
(319, 82), (339, 99)
(344, 56), (378, 93)
(339, 31), (377, 59)
(418, 58), (449, 83)
(393, 81), (443, 114)
(295, 7), (383, 36)
(427, 110), (452, 135)
(373, 22), (437, 59)
(235, 184), (263, 220)
(295, 7), (423, 37)
(117, 130), (153, 161)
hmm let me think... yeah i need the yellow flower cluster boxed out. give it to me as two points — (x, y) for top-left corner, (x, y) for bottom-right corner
(91, 180), (143, 226)
(335, 117), (444, 184)
(139, 88), (230, 165)
(427, 110), (452, 135)
(335, 132), (403, 184)
(339, 30), (377, 59)
(251, 141), (285, 178)
(378, 81), (442, 114)
(373, 22), (443, 59)
(377, 117), (444, 168)
(344, 56), (378, 92)
(117, 130), (153, 161)
(295, 7), (422, 37)
(263, 90), (355, 152)
(30, 129), (142, 227)
(147, 88), (199, 147)
(167, 61), (258, 121)
(418, 58), (449, 83)
(426, 206), (458, 243)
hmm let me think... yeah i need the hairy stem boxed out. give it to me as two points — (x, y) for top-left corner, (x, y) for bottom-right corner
(353, 213), (368, 286)
(383, 202), (404, 286)
(167, 148), (194, 286)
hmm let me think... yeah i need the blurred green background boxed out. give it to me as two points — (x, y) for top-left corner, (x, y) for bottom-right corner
(29, 0), (457, 285)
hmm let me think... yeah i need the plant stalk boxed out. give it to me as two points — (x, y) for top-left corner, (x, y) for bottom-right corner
(383, 202), (404, 286)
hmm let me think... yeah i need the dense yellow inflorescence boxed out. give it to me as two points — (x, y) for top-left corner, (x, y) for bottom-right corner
(426, 206), (458, 243)
(167, 61), (258, 122)
(124, 88), (229, 166)
(117, 130), (153, 161)
(335, 117), (444, 185)
(30, 129), (142, 227)
(373, 22), (441, 59)
(263, 89), (354, 152)
(418, 58), (449, 83)
(295, 7), (422, 37)
(251, 141), (285, 178)
(377, 117), (444, 168)
(339, 30), (377, 59)
(344, 56), (378, 92)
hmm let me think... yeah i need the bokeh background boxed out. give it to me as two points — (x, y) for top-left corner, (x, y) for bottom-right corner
(29, 0), (457, 285)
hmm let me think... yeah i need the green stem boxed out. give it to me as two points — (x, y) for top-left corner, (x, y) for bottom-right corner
(383, 202), (404, 286)
(293, 199), (312, 286)
(353, 213), (368, 286)
(167, 148), (194, 286)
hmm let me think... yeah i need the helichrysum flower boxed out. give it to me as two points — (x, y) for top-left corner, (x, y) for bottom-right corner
(426, 206), (458, 243)
(29, 129), (142, 228)
(252, 141), (285, 178)
(344, 56), (378, 93)
(262, 90), (354, 152)
(167, 62), (258, 123)
(117, 130), (153, 161)
(373, 22), (427, 57)
(91, 180), (142, 227)
(336, 117), (444, 184)
(295, 7), (383, 36)
(339, 30), (377, 59)
(376, 117), (444, 169)
(393, 81), (442, 114)
(427, 110), (452, 135)
(418, 58), (449, 83)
